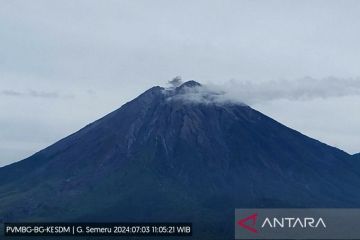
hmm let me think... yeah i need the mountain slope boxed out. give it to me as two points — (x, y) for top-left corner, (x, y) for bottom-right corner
(0, 81), (359, 238)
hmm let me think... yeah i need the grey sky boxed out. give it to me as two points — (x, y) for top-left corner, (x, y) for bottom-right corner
(1, 0), (360, 166)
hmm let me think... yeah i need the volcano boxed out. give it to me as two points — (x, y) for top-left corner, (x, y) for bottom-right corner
(0, 81), (359, 239)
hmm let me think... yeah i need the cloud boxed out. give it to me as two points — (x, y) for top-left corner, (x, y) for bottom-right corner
(165, 84), (235, 105)
(167, 76), (183, 88)
(0, 89), (74, 99)
(0, 90), (22, 96)
(224, 77), (360, 103)
(167, 77), (360, 105)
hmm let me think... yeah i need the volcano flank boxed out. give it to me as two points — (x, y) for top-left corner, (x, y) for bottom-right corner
(0, 81), (359, 239)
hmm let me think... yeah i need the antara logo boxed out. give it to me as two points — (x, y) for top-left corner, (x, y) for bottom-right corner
(261, 217), (326, 228)
(237, 213), (326, 233)
(237, 213), (258, 233)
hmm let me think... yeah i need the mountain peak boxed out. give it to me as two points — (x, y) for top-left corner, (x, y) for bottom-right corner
(178, 80), (202, 88)
(173, 80), (202, 95)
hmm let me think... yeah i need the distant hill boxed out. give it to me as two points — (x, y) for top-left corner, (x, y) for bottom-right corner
(0, 81), (359, 239)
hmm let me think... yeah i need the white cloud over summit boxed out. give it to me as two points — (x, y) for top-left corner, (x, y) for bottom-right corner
(169, 77), (360, 105)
